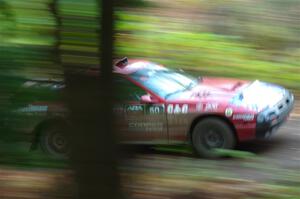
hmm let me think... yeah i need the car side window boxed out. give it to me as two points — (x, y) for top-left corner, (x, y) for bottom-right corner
(114, 75), (146, 102)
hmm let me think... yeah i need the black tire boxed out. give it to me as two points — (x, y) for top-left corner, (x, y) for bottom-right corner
(192, 118), (236, 158)
(39, 123), (69, 158)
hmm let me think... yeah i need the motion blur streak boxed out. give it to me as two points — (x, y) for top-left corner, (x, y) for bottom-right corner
(0, 0), (299, 199)
(120, 1), (300, 89)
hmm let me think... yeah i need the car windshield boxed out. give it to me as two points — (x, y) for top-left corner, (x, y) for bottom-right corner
(130, 67), (197, 99)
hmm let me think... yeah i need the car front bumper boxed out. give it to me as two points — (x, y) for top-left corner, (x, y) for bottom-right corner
(256, 91), (294, 138)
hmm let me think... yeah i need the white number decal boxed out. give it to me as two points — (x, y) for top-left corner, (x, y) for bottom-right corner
(150, 106), (160, 114)
(182, 104), (188, 113)
(167, 104), (189, 114)
(167, 104), (174, 114)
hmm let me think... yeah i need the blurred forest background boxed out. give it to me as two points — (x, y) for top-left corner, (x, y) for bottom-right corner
(1, 0), (299, 88)
(0, 0), (300, 199)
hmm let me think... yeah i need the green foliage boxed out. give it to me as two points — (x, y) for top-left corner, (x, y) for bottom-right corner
(115, 11), (300, 90)
(213, 149), (256, 159)
(115, 0), (154, 8)
(1, 0), (299, 89)
(0, 0), (16, 41)
(153, 145), (193, 154)
(0, 141), (67, 168)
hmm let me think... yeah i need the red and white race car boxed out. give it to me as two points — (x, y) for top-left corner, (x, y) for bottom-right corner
(10, 58), (295, 157)
(112, 58), (294, 157)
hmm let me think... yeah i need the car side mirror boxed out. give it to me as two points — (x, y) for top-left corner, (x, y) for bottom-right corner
(140, 94), (158, 104)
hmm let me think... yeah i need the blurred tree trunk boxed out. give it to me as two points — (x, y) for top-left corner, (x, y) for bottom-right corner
(48, 0), (61, 66)
(62, 0), (122, 198)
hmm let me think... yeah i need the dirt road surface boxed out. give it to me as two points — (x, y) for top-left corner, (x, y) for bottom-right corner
(0, 106), (299, 199)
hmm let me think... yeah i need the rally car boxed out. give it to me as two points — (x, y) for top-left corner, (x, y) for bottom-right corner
(7, 58), (295, 157)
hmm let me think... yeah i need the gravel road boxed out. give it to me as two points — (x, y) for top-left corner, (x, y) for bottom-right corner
(0, 105), (299, 199)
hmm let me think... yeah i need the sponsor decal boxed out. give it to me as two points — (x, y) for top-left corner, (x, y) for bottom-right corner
(235, 123), (256, 129)
(225, 108), (233, 117)
(167, 104), (189, 114)
(128, 122), (163, 132)
(126, 105), (144, 112)
(148, 105), (165, 114)
(17, 105), (48, 113)
(196, 103), (219, 112)
(196, 103), (203, 112)
(192, 91), (210, 98)
(204, 103), (218, 111)
(233, 114), (254, 121)
(168, 117), (189, 125)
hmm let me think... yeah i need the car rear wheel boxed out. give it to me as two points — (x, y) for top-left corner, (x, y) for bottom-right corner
(39, 123), (69, 158)
(192, 118), (236, 158)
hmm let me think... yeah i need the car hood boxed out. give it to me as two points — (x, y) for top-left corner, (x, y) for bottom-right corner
(167, 77), (287, 111)
(167, 77), (250, 101)
(231, 80), (287, 112)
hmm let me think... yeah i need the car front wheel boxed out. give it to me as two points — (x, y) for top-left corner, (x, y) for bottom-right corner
(192, 118), (236, 158)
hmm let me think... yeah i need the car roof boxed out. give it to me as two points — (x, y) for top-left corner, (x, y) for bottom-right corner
(113, 57), (166, 75)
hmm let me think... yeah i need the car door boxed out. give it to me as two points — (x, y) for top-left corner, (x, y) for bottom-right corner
(114, 75), (168, 144)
